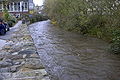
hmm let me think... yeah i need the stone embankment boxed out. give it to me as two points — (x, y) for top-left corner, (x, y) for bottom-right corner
(0, 22), (50, 80)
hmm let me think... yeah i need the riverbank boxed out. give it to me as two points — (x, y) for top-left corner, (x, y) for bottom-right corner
(44, 0), (120, 54)
(0, 22), (50, 80)
(29, 20), (120, 80)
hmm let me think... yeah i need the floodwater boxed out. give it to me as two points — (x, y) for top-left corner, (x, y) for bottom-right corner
(29, 20), (120, 80)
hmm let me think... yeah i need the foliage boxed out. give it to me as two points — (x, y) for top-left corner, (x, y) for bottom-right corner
(3, 9), (17, 27)
(43, 0), (120, 54)
(27, 13), (48, 24)
(3, 10), (9, 21)
(110, 29), (120, 54)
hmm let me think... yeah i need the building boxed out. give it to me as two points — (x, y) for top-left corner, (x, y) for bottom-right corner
(0, 0), (35, 17)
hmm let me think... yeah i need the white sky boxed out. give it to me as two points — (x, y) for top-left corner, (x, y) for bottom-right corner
(33, 0), (44, 6)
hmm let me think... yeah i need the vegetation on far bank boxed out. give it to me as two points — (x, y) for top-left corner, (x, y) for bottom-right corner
(22, 13), (48, 24)
(43, 0), (120, 54)
(29, 14), (48, 24)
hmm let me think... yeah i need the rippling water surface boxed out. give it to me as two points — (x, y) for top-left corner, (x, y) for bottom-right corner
(29, 20), (120, 80)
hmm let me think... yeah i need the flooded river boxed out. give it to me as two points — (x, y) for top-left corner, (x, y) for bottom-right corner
(29, 20), (120, 80)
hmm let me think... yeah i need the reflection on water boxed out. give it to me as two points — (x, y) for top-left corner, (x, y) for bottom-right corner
(29, 20), (120, 80)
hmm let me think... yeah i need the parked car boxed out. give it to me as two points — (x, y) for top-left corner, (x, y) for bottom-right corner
(3, 22), (10, 31)
(0, 23), (6, 35)
(0, 19), (10, 35)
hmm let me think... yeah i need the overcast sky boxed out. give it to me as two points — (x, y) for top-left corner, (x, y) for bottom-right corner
(33, 0), (44, 6)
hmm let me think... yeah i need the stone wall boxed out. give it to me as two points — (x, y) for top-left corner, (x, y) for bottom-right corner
(0, 23), (50, 80)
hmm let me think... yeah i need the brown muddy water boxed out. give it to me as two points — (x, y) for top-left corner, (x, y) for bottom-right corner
(29, 20), (120, 80)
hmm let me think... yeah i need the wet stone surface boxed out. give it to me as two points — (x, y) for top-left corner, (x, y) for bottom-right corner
(0, 22), (50, 80)
(29, 20), (120, 80)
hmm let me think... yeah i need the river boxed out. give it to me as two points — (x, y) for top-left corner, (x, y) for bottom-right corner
(29, 20), (120, 80)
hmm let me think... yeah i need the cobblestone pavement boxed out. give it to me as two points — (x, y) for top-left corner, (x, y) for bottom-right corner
(29, 20), (120, 80)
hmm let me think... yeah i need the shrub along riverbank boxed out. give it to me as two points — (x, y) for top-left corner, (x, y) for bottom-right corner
(22, 13), (48, 24)
(3, 10), (17, 27)
(43, 0), (120, 54)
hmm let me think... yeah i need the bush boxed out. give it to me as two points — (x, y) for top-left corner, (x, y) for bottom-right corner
(3, 10), (17, 27)
(3, 10), (9, 21)
(7, 15), (17, 27)
(110, 29), (120, 54)
(9, 15), (17, 23)
(23, 13), (48, 24)
(7, 21), (13, 27)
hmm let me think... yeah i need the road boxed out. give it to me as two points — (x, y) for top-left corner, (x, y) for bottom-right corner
(29, 20), (120, 80)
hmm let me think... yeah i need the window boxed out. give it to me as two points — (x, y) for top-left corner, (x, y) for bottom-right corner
(11, 3), (13, 11)
(14, 3), (17, 11)
(18, 2), (20, 11)
(0, 3), (2, 12)
(7, 4), (9, 11)
(25, 2), (28, 10)
(22, 2), (24, 11)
